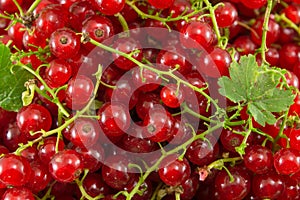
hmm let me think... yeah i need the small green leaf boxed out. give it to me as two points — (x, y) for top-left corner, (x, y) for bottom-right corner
(218, 55), (295, 126)
(0, 43), (33, 111)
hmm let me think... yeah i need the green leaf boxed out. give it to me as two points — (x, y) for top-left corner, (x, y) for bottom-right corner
(0, 43), (33, 112)
(218, 55), (295, 126)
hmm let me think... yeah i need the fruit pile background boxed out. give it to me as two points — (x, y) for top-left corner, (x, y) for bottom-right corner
(0, 0), (299, 199)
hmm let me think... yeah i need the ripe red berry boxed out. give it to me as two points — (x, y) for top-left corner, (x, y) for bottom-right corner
(274, 148), (300, 175)
(91, 0), (125, 15)
(0, 154), (32, 187)
(158, 154), (191, 186)
(16, 103), (52, 135)
(148, 0), (175, 9)
(49, 149), (83, 182)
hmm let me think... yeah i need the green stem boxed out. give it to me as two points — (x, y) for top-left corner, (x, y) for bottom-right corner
(115, 13), (129, 32)
(202, 0), (223, 48)
(126, 0), (204, 22)
(126, 122), (224, 200)
(87, 38), (222, 113)
(14, 65), (103, 155)
(12, 0), (24, 16)
(275, 13), (299, 35)
(260, 0), (273, 63)
(20, 63), (70, 117)
(26, 0), (42, 14)
(274, 110), (289, 147)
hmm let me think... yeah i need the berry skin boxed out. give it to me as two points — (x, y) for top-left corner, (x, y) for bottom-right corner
(101, 155), (134, 190)
(65, 75), (94, 110)
(250, 17), (280, 46)
(214, 166), (251, 200)
(158, 154), (191, 186)
(143, 106), (174, 142)
(82, 15), (114, 50)
(0, 154), (32, 187)
(112, 37), (143, 70)
(91, 0), (125, 15)
(252, 172), (285, 199)
(82, 173), (112, 197)
(35, 4), (69, 38)
(97, 102), (131, 137)
(2, 187), (35, 200)
(49, 28), (81, 59)
(148, 0), (175, 9)
(49, 149), (83, 182)
(16, 103), (52, 135)
(160, 83), (184, 108)
(289, 128), (300, 151)
(180, 21), (215, 50)
(45, 59), (72, 88)
(244, 145), (274, 174)
(63, 118), (100, 149)
(214, 2), (238, 28)
(240, 0), (267, 9)
(273, 148), (300, 175)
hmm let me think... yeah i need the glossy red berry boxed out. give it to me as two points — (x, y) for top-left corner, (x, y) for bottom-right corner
(214, 2), (238, 28)
(65, 75), (94, 110)
(180, 21), (215, 50)
(91, 0), (125, 15)
(244, 145), (274, 174)
(160, 83), (184, 108)
(35, 4), (69, 38)
(112, 37), (143, 70)
(97, 102), (131, 137)
(274, 148), (300, 175)
(158, 154), (191, 186)
(101, 155), (134, 190)
(240, 0), (267, 9)
(49, 149), (83, 182)
(252, 172), (285, 199)
(290, 128), (300, 151)
(16, 103), (52, 135)
(214, 166), (251, 200)
(2, 187), (34, 200)
(148, 0), (174, 9)
(49, 28), (81, 59)
(0, 154), (32, 187)
(63, 118), (100, 148)
(45, 59), (72, 88)
(143, 105), (174, 142)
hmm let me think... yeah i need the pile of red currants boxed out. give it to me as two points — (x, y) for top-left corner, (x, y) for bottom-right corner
(0, 0), (299, 199)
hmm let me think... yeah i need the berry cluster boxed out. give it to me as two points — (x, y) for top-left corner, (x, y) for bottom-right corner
(0, 0), (299, 200)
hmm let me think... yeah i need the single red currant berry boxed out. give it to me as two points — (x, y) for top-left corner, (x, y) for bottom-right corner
(290, 128), (300, 151)
(65, 75), (94, 110)
(158, 154), (191, 186)
(252, 172), (285, 199)
(240, 0), (267, 9)
(185, 134), (219, 166)
(250, 17), (280, 46)
(214, 2), (238, 28)
(180, 21), (215, 50)
(35, 4), (69, 38)
(82, 173), (112, 197)
(215, 166), (251, 200)
(2, 187), (34, 200)
(26, 161), (52, 193)
(143, 105), (174, 142)
(16, 103), (52, 135)
(274, 148), (300, 175)
(97, 102), (131, 137)
(112, 37), (143, 70)
(101, 155), (134, 190)
(244, 145), (274, 174)
(82, 15), (114, 50)
(49, 149), (83, 182)
(0, 154), (31, 187)
(160, 83), (184, 108)
(91, 0), (125, 15)
(45, 59), (72, 88)
(148, 0), (174, 9)
(132, 67), (162, 93)
(49, 28), (81, 59)
(63, 118), (100, 148)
